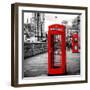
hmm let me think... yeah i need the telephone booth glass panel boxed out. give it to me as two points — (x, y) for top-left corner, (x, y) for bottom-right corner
(53, 35), (62, 68)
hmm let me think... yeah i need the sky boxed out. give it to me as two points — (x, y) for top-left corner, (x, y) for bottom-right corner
(24, 12), (79, 32)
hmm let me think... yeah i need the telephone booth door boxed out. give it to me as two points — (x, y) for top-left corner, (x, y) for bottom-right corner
(48, 24), (66, 75)
(72, 33), (79, 53)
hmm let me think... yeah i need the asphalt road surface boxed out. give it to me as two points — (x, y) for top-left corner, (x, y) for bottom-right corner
(24, 50), (80, 77)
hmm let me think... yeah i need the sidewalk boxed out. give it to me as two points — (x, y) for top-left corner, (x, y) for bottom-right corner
(24, 50), (80, 77)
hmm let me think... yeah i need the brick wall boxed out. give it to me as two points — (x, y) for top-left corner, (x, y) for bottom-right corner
(24, 42), (48, 58)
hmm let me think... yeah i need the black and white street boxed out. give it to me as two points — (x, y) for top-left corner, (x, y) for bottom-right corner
(24, 50), (80, 77)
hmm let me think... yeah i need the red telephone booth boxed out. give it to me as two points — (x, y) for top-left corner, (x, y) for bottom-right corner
(48, 24), (66, 75)
(72, 33), (79, 53)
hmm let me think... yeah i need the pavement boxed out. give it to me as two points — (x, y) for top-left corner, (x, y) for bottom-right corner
(24, 49), (80, 77)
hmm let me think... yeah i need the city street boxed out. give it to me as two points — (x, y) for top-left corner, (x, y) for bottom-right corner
(24, 50), (80, 77)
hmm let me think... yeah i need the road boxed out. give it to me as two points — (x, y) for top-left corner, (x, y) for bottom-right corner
(24, 50), (80, 77)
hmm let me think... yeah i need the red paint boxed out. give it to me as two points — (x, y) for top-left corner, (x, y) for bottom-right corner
(72, 33), (79, 53)
(48, 24), (66, 75)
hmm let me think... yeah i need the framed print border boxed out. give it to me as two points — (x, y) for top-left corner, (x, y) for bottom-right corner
(11, 3), (88, 87)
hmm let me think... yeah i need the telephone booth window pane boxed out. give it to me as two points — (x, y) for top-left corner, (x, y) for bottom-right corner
(74, 45), (77, 50)
(74, 38), (78, 42)
(53, 34), (62, 68)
